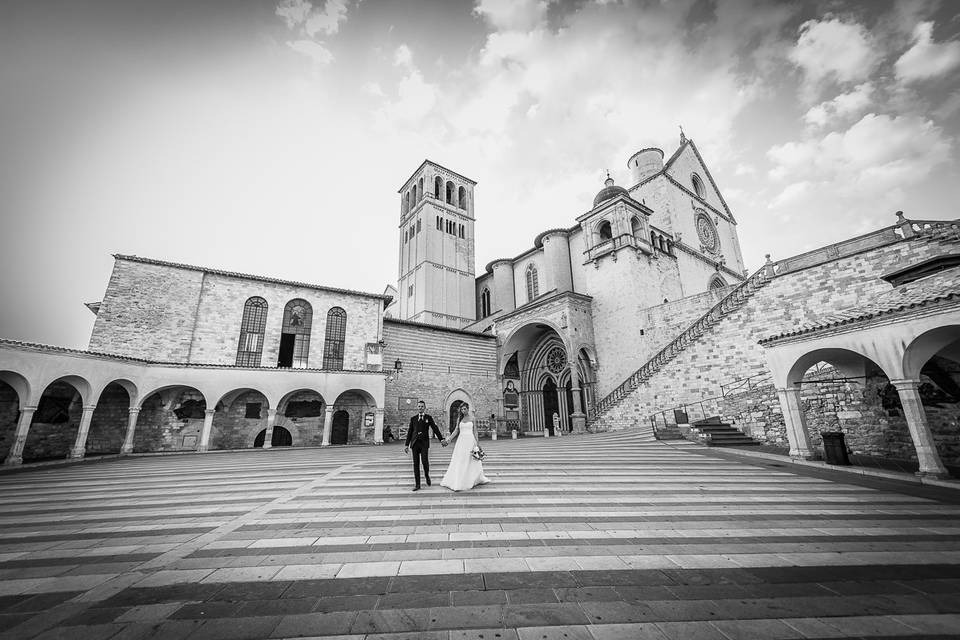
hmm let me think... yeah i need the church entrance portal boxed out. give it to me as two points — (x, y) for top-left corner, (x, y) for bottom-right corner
(331, 410), (349, 444)
(254, 426), (292, 448)
(449, 400), (465, 431)
(542, 378), (558, 435)
(277, 334), (295, 368)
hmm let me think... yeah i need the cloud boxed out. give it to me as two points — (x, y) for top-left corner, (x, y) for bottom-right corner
(803, 82), (874, 128)
(789, 18), (876, 96)
(473, 0), (550, 32)
(372, 45), (439, 127)
(767, 113), (951, 220)
(895, 21), (960, 82)
(277, 0), (353, 65)
(287, 39), (334, 65)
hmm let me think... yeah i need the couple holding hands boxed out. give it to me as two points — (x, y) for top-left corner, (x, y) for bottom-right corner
(404, 400), (489, 492)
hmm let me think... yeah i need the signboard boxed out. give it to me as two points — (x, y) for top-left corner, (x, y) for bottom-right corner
(364, 412), (375, 427)
(503, 380), (519, 408)
(365, 342), (383, 370)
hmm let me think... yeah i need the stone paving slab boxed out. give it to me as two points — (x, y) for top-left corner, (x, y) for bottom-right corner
(2, 431), (960, 639)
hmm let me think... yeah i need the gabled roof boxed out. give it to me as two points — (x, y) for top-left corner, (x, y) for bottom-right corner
(114, 255), (392, 303)
(663, 139), (735, 222)
(398, 160), (477, 192)
(760, 267), (960, 344)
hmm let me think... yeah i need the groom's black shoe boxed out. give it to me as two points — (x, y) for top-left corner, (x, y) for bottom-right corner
(412, 486), (420, 491)
(425, 477), (431, 486)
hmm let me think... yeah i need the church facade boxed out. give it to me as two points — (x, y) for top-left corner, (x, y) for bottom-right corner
(1, 134), (958, 477)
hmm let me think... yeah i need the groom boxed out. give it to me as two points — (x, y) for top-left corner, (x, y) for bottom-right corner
(404, 400), (445, 491)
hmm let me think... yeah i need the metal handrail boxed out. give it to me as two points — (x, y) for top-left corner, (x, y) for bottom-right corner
(595, 261), (775, 416)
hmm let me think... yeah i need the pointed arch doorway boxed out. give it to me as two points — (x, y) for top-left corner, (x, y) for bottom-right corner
(542, 378), (558, 435)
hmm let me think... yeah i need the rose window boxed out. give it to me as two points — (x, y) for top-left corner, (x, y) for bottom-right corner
(546, 346), (567, 374)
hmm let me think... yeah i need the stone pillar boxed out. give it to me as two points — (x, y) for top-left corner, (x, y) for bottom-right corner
(69, 405), (98, 459)
(262, 409), (277, 449)
(321, 406), (334, 447)
(374, 408), (384, 444)
(892, 379), (948, 477)
(569, 363), (586, 434)
(4, 406), (36, 465)
(121, 407), (140, 454)
(776, 387), (813, 459)
(198, 409), (216, 452)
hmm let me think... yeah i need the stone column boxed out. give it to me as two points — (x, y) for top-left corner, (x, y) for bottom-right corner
(121, 407), (140, 454)
(321, 406), (334, 447)
(69, 404), (98, 459)
(892, 379), (948, 477)
(198, 409), (216, 452)
(262, 409), (277, 449)
(776, 387), (813, 459)
(569, 363), (586, 434)
(4, 406), (36, 465)
(374, 408), (384, 444)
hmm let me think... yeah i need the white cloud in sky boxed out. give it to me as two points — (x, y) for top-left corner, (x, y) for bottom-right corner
(803, 82), (874, 128)
(286, 39), (334, 65)
(277, 0), (354, 65)
(473, 0), (550, 32)
(767, 113), (951, 216)
(895, 21), (960, 82)
(789, 18), (877, 96)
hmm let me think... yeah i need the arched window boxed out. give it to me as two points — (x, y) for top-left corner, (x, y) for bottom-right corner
(480, 287), (491, 317)
(650, 231), (657, 248)
(525, 264), (539, 302)
(709, 275), (728, 290)
(322, 307), (347, 370)
(236, 297), (267, 366)
(630, 216), (642, 240)
(598, 220), (613, 242)
(418, 177), (423, 200)
(446, 181), (455, 205)
(659, 236), (666, 252)
(434, 176), (442, 199)
(665, 240), (673, 254)
(692, 173), (706, 199)
(278, 299), (312, 368)
(458, 186), (467, 209)
(411, 184), (417, 203)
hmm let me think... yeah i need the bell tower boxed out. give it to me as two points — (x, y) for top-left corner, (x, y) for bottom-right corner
(396, 160), (477, 328)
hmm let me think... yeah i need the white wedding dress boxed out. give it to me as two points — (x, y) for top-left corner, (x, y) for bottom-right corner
(440, 421), (490, 491)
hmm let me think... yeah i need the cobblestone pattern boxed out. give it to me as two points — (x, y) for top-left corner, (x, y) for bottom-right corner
(1, 432), (960, 639)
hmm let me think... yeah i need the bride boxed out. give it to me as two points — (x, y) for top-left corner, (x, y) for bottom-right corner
(440, 403), (490, 491)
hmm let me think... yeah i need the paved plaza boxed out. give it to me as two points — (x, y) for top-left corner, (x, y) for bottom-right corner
(2, 431), (960, 639)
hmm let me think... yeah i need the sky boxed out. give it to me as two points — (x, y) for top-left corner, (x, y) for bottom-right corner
(1, 0), (959, 349)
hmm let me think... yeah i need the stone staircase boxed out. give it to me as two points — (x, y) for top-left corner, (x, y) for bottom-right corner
(591, 261), (775, 431)
(688, 416), (761, 447)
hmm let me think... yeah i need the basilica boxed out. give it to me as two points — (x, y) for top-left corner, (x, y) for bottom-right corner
(1, 134), (958, 478)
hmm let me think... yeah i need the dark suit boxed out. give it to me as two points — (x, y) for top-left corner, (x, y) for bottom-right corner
(406, 413), (444, 488)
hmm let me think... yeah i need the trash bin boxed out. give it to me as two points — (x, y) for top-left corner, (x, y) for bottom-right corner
(820, 431), (850, 465)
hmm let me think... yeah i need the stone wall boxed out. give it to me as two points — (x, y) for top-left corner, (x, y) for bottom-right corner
(382, 318), (499, 434)
(133, 389), (204, 453)
(23, 382), (81, 461)
(89, 258), (204, 361)
(594, 228), (956, 442)
(86, 383), (130, 455)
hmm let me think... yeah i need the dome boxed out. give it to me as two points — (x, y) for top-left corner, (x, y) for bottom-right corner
(593, 175), (629, 207)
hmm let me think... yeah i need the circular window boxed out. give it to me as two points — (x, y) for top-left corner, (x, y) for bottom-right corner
(546, 346), (567, 374)
(695, 210), (718, 253)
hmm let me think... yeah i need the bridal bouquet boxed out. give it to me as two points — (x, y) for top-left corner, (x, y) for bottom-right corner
(471, 446), (485, 461)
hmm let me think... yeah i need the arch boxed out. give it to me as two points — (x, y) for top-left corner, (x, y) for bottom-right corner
(210, 388), (271, 451)
(434, 176), (442, 199)
(411, 184), (417, 204)
(254, 424), (292, 447)
(903, 325), (960, 381)
(650, 231), (657, 248)
(418, 177), (423, 200)
(525, 263), (540, 302)
(24, 377), (91, 461)
(597, 220), (613, 242)
(542, 377), (559, 435)
(708, 274), (728, 290)
(630, 216), (643, 240)
(785, 347), (884, 388)
(237, 296), (268, 366)
(659, 236), (666, 252)
(446, 180), (455, 205)
(279, 299), (313, 368)
(216, 387), (272, 412)
(0, 371), (31, 409)
(38, 374), (92, 407)
(458, 186), (467, 209)
(322, 307), (347, 370)
(87, 381), (134, 455)
(443, 388), (473, 433)
(691, 173), (706, 198)
(134, 385), (208, 453)
(480, 287), (491, 318)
